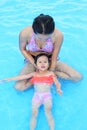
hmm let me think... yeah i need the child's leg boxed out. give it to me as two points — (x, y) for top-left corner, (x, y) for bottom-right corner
(44, 99), (54, 130)
(30, 101), (40, 130)
(55, 61), (82, 81)
(15, 63), (35, 91)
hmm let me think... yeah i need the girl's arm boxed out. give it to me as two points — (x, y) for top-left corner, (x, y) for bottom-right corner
(53, 74), (63, 95)
(0, 72), (35, 82)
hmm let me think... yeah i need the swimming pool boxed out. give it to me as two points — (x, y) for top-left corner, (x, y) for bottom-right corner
(0, 0), (87, 130)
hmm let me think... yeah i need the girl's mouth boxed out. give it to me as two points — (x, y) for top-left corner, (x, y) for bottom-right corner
(41, 66), (45, 68)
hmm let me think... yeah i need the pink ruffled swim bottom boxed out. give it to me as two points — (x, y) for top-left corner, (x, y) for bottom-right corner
(32, 92), (52, 105)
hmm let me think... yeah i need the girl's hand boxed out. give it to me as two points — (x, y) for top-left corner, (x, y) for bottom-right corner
(0, 79), (7, 83)
(57, 89), (63, 96)
(0, 78), (11, 83)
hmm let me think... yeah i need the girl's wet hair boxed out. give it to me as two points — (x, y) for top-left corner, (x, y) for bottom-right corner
(32, 14), (55, 34)
(34, 53), (50, 64)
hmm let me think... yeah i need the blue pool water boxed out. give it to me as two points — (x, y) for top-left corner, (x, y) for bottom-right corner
(0, 0), (87, 130)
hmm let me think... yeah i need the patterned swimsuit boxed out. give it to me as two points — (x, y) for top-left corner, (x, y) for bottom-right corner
(27, 34), (54, 53)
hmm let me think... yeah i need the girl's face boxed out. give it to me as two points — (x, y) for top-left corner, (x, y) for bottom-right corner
(36, 56), (49, 71)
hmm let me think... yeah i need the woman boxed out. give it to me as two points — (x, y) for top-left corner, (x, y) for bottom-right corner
(15, 14), (82, 91)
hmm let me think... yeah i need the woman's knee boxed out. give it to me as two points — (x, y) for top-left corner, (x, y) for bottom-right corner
(14, 79), (32, 91)
(14, 80), (27, 91)
(56, 61), (83, 81)
(70, 71), (82, 82)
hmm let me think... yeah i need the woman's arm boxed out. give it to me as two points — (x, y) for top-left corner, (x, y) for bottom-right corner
(50, 30), (63, 71)
(0, 72), (35, 82)
(19, 30), (36, 67)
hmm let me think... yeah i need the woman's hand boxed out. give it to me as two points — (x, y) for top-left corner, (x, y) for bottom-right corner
(33, 63), (38, 69)
(33, 63), (40, 72)
(49, 68), (55, 72)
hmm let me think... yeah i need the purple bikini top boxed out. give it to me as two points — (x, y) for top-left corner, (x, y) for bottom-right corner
(27, 34), (54, 53)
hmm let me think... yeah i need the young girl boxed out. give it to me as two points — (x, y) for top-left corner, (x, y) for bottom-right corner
(0, 54), (63, 130)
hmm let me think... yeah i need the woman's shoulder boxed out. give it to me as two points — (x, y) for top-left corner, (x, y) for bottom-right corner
(52, 28), (64, 45)
(54, 28), (63, 38)
(19, 26), (33, 39)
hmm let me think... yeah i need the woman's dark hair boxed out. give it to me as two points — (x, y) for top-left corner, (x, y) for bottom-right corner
(34, 53), (50, 64)
(32, 14), (55, 34)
